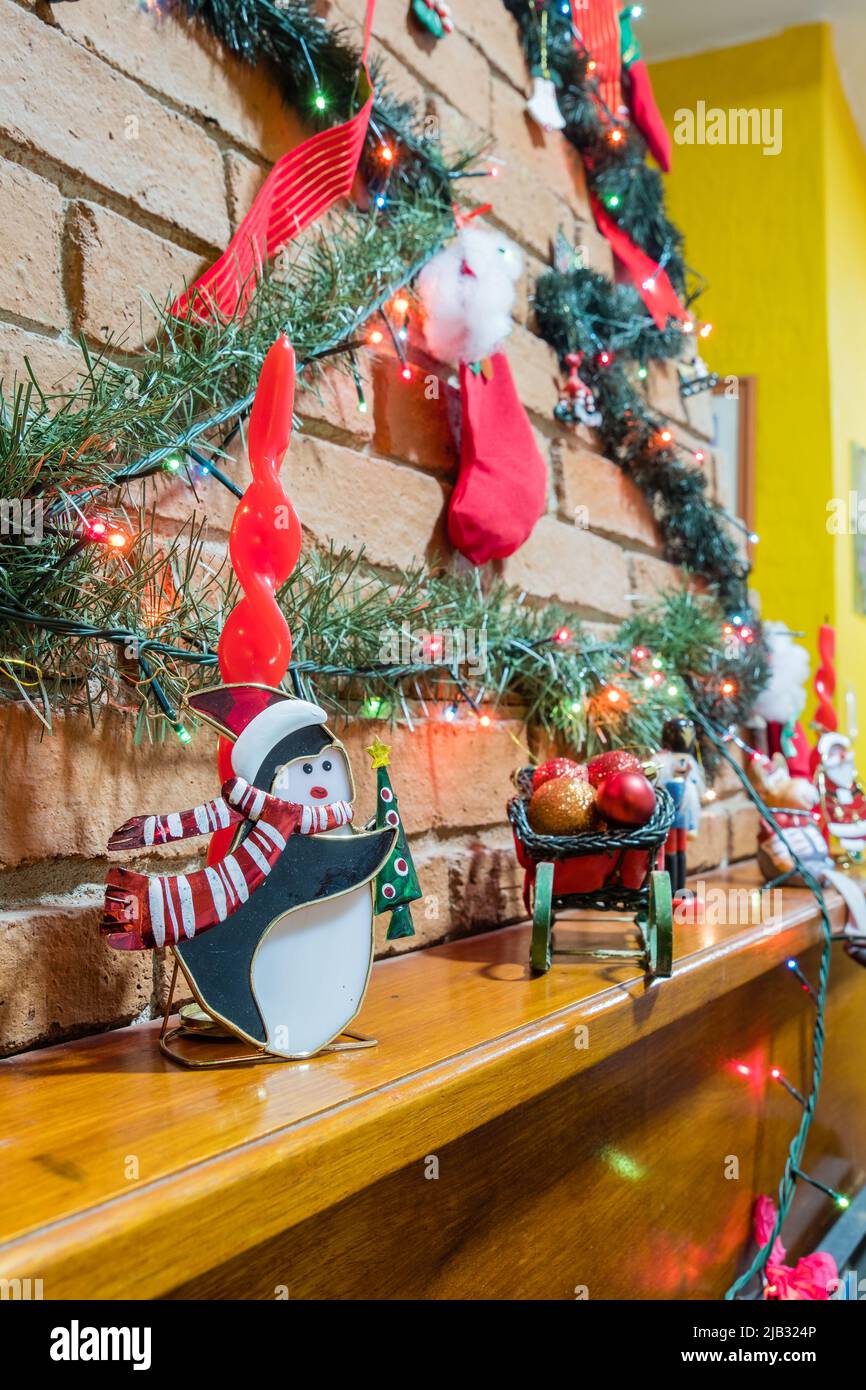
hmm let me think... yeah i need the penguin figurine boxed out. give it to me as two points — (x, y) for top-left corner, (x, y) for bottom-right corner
(102, 683), (397, 1061)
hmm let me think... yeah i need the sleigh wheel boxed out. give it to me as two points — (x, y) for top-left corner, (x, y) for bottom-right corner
(530, 861), (555, 975)
(646, 870), (673, 978)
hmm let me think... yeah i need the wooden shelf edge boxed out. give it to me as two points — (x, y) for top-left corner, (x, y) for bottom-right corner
(0, 871), (847, 1298)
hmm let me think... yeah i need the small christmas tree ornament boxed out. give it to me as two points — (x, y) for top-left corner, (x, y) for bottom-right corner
(410, 0), (454, 40)
(526, 74), (566, 132)
(554, 352), (603, 428)
(368, 736), (422, 939)
(525, 4), (565, 131)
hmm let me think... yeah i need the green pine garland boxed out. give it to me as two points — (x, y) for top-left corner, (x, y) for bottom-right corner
(505, 2), (756, 617)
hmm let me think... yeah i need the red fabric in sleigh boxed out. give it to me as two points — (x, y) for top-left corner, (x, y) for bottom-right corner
(513, 827), (663, 913)
(448, 354), (547, 566)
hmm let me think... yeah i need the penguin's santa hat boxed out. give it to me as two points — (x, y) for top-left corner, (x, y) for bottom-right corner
(187, 684), (343, 790)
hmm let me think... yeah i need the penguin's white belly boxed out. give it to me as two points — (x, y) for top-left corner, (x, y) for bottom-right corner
(251, 882), (374, 1058)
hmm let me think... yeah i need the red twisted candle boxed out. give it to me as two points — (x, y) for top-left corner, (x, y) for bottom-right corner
(208, 334), (302, 864)
(814, 623), (837, 734)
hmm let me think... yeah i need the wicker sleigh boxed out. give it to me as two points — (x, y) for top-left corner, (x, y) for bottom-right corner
(507, 767), (676, 977)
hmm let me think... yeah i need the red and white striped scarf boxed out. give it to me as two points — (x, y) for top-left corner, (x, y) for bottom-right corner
(102, 776), (353, 951)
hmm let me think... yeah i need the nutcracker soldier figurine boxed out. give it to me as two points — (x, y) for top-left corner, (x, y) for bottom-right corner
(652, 718), (704, 901)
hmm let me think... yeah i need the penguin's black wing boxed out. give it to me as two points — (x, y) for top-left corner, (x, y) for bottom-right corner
(175, 828), (396, 1047)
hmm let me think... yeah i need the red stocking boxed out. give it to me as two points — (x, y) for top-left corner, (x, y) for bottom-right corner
(449, 353), (547, 566)
(626, 59), (672, 172)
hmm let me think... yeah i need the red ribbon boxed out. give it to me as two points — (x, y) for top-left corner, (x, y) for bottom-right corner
(591, 194), (689, 329)
(172, 1), (377, 322)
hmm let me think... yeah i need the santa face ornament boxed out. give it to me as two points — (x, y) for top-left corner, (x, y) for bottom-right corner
(102, 684), (397, 1064)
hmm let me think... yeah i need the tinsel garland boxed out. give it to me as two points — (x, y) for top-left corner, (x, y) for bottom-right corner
(505, 2), (754, 617)
(534, 266), (751, 612)
(504, 0), (688, 289)
(1, 533), (765, 777)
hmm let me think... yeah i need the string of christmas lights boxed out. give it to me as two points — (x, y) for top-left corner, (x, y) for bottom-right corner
(689, 708), (843, 1299)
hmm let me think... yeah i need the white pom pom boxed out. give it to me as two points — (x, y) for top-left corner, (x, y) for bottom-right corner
(752, 622), (811, 725)
(417, 226), (523, 365)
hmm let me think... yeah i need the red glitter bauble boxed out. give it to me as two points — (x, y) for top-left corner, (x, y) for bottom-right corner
(531, 757), (586, 792)
(595, 770), (656, 827)
(586, 749), (642, 788)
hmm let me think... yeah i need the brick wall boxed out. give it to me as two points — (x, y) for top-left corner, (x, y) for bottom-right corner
(0, 0), (757, 1056)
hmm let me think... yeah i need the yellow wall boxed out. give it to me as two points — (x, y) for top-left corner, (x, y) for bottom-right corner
(650, 26), (866, 743)
(822, 38), (866, 748)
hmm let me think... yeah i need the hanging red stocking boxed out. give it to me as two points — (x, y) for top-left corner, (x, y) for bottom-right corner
(449, 354), (547, 566)
(418, 223), (547, 566)
(619, 6), (671, 171)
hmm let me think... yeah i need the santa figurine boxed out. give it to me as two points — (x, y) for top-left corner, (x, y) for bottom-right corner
(102, 685), (399, 1061)
(652, 718), (704, 901)
(814, 731), (866, 857)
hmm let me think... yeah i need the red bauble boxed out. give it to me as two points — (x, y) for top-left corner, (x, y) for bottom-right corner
(531, 757), (585, 792)
(595, 770), (656, 827)
(586, 749), (642, 788)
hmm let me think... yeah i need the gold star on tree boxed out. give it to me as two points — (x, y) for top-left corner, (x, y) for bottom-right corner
(366, 736), (391, 769)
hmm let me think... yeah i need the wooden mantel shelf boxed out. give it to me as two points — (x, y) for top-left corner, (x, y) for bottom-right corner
(1, 864), (863, 1300)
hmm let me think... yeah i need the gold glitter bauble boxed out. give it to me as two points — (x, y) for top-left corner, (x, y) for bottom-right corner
(527, 775), (598, 835)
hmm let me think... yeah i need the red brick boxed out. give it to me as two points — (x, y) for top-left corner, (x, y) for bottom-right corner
(340, 711), (526, 836)
(372, 357), (456, 475)
(507, 323), (560, 418)
(49, 0), (304, 163)
(646, 356), (687, 424)
(556, 442), (660, 548)
(490, 77), (590, 222)
(514, 249), (547, 327)
(69, 202), (204, 347)
(728, 797), (761, 863)
(336, 0), (492, 133)
(486, 159), (569, 260)
(0, 327), (83, 396)
(504, 517), (632, 619)
(0, 158), (66, 330)
(0, 894), (153, 1056)
(224, 152), (266, 231)
(0, 705), (217, 869)
(628, 551), (691, 600)
(459, 5), (529, 90)
(290, 435), (448, 569)
(689, 805), (728, 874)
(296, 358), (376, 444)
(573, 218), (616, 279)
(0, 0), (229, 249)
(377, 829), (526, 955)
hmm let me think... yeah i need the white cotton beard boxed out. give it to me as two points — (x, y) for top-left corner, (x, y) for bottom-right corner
(417, 226), (523, 365)
(752, 621), (811, 725)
